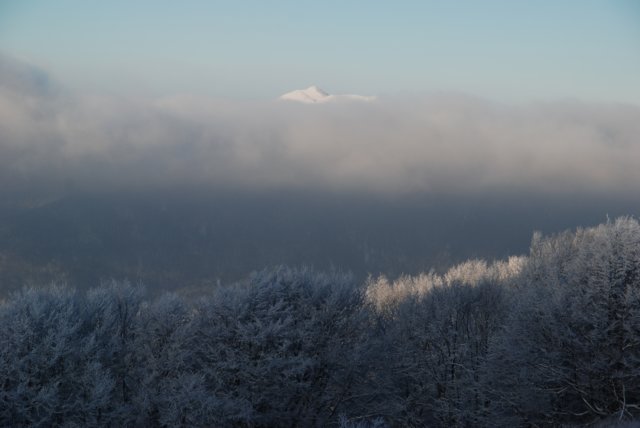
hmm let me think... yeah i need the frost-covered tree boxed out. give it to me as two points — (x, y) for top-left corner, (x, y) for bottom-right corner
(487, 217), (640, 425)
(186, 266), (378, 427)
(128, 292), (219, 426)
(365, 258), (517, 426)
(2, 217), (639, 427)
(0, 286), (117, 426)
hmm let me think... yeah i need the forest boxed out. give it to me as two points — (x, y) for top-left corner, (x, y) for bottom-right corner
(1, 216), (639, 427)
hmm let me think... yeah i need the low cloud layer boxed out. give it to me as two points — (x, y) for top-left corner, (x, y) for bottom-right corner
(2, 54), (640, 200)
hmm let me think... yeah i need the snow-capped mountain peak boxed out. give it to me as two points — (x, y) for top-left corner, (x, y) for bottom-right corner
(279, 85), (330, 103)
(278, 86), (375, 104)
(304, 85), (329, 98)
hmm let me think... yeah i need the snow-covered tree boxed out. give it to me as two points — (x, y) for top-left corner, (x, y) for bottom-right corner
(2, 217), (639, 427)
(365, 258), (517, 426)
(0, 286), (116, 426)
(488, 217), (640, 425)
(187, 266), (377, 426)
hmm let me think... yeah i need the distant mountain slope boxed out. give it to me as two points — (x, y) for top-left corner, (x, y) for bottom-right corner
(1, 189), (638, 296)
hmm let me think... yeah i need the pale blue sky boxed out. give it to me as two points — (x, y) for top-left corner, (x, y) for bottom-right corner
(1, 0), (639, 102)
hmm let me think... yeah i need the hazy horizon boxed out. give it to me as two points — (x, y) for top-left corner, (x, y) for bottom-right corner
(1, 1), (639, 290)
(1, 50), (639, 292)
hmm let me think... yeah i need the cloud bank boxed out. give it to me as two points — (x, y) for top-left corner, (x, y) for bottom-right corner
(2, 54), (640, 200)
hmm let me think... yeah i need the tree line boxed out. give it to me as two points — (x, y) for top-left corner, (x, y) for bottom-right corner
(1, 217), (639, 427)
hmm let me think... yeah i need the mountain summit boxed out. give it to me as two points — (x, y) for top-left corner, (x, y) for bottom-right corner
(279, 86), (375, 103)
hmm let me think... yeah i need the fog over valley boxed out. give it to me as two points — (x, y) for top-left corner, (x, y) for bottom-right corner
(1, 54), (639, 292)
(3, 55), (640, 198)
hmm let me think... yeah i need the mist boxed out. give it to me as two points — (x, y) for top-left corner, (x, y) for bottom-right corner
(1, 54), (639, 291)
(3, 54), (640, 199)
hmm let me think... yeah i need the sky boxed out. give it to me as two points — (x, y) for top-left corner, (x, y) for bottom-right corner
(1, 0), (639, 102)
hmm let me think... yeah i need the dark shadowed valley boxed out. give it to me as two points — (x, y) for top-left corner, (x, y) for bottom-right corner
(1, 190), (638, 295)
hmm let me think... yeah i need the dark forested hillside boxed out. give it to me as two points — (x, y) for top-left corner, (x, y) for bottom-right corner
(2, 217), (640, 427)
(1, 190), (638, 296)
